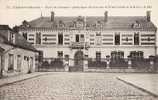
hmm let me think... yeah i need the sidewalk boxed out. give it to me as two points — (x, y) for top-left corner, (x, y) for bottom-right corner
(0, 72), (47, 87)
(117, 73), (158, 97)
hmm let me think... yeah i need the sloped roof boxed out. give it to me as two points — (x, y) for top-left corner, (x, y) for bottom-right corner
(0, 25), (37, 52)
(21, 16), (157, 31)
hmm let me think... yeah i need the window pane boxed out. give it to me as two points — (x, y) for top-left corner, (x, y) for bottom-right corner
(134, 33), (139, 45)
(58, 33), (63, 45)
(76, 34), (79, 42)
(96, 52), (101, 61)
(115, 33), (120, 45)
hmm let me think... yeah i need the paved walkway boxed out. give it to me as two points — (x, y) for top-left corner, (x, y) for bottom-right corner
(0, 72), (157, 100)
(0, 72), (47, 87)
(117, 73), (158, 97)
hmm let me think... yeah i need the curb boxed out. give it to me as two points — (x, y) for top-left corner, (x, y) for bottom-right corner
(116, 77), (158, 98)
(0, 73), (49, 88)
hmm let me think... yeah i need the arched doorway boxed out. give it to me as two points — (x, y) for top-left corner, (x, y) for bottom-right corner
(74, 50), (84, 68)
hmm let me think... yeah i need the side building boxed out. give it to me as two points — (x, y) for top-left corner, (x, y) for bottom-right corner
(18, 11), (157, 71)
(0, 25), (38, 77)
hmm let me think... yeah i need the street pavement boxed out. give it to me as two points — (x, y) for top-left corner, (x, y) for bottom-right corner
(117, 73), (158, 97)
(0, 72), (157, 100)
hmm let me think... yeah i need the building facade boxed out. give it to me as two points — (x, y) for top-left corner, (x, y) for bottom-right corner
(0, 25), (38, 77)
(18, 11), (157, 71)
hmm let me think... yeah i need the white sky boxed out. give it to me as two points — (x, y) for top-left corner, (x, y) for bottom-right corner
(0, 0), (158, 28)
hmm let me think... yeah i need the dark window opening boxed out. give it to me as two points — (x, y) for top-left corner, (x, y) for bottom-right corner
(58, 51), (63, 58)
(134, 33), (139, 45)
(76, 34), (79, 42)
(36, 32), (41, 44)
(23, 32), (27, 40)
(58, 33), (63, 45)
(115, 33), (120, 45)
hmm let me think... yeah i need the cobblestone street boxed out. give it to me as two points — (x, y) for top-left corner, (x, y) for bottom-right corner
(0, 72), (157, 100)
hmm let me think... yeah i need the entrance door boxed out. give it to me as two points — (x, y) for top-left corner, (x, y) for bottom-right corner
(73, 51), (83, 71)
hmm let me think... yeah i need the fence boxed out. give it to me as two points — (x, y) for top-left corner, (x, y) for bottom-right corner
(38, 57), (158, 72)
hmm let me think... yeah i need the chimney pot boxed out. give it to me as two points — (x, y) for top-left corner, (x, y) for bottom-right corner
(51, 11), (55, 21)
(104, 11), (108, 22)
(146, 11), (151, 22)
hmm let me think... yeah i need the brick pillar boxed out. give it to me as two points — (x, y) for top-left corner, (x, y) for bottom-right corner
(83, 59), (88, 71)
(128, 56), (132, 69)
(106, 55), (110, 69)
(149, 56), (155, 72)
(64, 57), (69, 72)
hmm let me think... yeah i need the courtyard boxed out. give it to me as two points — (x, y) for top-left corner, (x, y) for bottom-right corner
(0, 72), (157, 100)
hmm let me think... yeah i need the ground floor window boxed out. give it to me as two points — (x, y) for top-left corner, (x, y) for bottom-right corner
(111, 51), (124, 59)
(96, 51), (101, 62)
(130, 51), (144, 59)
(8, 54), (14, 71)
(58, 51), (63, 60)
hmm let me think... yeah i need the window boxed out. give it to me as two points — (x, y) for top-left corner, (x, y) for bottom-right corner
(96, 32), (102, 45)
(96, 51), (101, 62)
(115, 33), (120, 45)
(23, 32), (27, 40)
(130, 51), (144, 59)
(8, 54), (14, 71)
(134, 33), (139, 45)
(76, 34), (79, 42)
(80, 34), (84, 42)
(111, 51), (124, 59)
(17, 55), (21, 72)
(58, 51), (63, 58)
(58, 33), (63, 45)
(36, 32), (41, 44)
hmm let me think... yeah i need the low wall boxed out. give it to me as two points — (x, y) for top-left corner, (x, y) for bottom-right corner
(85, 67), (157, 73)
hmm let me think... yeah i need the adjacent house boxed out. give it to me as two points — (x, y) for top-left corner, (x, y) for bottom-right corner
(0, 25), (38, 77)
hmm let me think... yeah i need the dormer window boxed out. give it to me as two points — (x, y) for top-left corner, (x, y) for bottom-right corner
(76, 16), (84, 28)
(132, 21), (141, 28)
(59, 20), (65, 28)
(22, 20), (30, 27)
(96, 21), (102, 28)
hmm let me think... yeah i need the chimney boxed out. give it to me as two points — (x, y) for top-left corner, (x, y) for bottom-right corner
(104, 11), (108, 22)
(51, 11), (55, 21)
(146, 11), (151, 22)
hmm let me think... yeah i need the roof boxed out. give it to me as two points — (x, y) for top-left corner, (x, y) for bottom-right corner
(0, 25), (37, 52)
(20, 16), (157, 31)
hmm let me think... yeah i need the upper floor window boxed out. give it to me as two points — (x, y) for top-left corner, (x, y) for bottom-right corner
(36, 32), (41, 44)
(96, 32), (102, 45)
(75, 34), (84, 42)
(115, 33), (120, 45)
(134, 32), (139, 45)
(58, 33), (63, 45)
